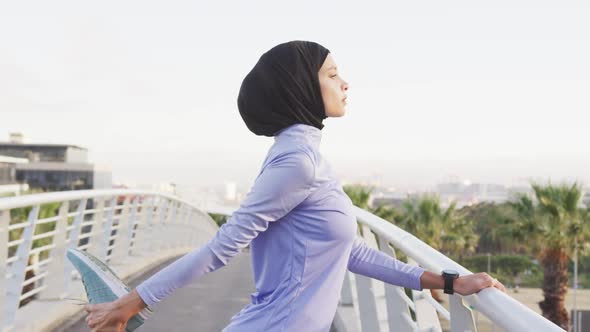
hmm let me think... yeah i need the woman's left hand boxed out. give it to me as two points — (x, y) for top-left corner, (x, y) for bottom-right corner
(83, 289), (146, 331)
(454, 272), (507, 296)
(84, 301), (128, 332)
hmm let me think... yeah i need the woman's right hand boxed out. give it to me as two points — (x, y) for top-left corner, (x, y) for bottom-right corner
(454, 272), (507, 296)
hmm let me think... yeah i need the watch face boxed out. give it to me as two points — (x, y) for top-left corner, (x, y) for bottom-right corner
(442, 269), (459, 278)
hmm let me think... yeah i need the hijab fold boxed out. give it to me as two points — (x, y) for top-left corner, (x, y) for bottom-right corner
(237, 41), (330, 137)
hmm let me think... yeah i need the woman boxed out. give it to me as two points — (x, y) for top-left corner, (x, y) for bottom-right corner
(83, 40), (506, 332)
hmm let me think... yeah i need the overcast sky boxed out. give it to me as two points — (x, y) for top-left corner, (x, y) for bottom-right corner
(1, 1), (589, 191)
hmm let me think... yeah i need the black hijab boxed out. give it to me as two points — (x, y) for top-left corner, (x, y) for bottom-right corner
(237, 40), (330, 137)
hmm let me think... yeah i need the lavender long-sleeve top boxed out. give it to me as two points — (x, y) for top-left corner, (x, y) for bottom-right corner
(136, 123), (425, 332)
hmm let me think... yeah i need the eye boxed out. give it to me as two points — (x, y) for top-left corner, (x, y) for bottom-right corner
(330, 74), (338, 79)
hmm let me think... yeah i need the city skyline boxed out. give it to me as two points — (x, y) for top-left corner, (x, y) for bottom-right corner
(4, 129), (588, 198)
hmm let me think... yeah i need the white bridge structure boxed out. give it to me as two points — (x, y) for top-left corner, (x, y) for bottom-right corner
(0, 189), (565, 332)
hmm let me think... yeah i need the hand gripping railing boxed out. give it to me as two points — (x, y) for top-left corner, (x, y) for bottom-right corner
(205, 204), (565, 332)
(0, 189), (219, 332)
(342, 206), (565, 332)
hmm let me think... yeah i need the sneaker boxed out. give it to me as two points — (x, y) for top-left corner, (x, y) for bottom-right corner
(66, 248), (153, 331)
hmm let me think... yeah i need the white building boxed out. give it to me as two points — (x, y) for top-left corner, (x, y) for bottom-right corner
(0, 155), (29, 196)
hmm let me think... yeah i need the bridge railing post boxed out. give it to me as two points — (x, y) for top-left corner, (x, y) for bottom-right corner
(139, 196), (156, 255)
(127, 196), (139, 253)
(195, 209), (207, 242)
(165, 200), (177, 250)
(182, 206), (192, 248)
(131, 195), (150, 256)
(65, 199), (87, 292)
(376, 236), (417, 332)
(449, 294), (477, 332)
(339, 271), (353, 306)
(193, 208), (206, 246)
(157, 198), (169, 252)
(1, 209), (10, 331)
(355, 223), (381, 332)
(88, 197), (106, 260)
(407, 256), (442, 332)
(5, 205), (39, 328)
(38, 201), (70, 301)
(111, 197), (131, 264)
(177, 202), (184, 247)
(102, 197), (117, 260)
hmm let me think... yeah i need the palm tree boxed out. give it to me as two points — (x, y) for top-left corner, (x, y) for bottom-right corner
(398, 194), (478, 258)
(397, 194), (478, 302)
(345, 189), (479, 259)
(371, 204), (401, 224)
(439, 203), (479, 258)
(342, 184), (374, 210)
(461, 202), (522, 254)
(509, 181), (587, 329)
(398, 196), (442, 248)
(506, 194), (543, 254)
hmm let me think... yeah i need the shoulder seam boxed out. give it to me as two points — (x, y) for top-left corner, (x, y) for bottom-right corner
(294, 147), (316, 187)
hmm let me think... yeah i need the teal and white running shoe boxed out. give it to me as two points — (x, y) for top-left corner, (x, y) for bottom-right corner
(66, 248), (153, 331)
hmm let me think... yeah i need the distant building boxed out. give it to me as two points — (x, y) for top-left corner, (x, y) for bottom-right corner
(437, 181), (511, 207)
(0, 155), (29, 196)
(0, 133), (112, 192)
(224, 181), (237, 203)
(370, 191), (408, 209)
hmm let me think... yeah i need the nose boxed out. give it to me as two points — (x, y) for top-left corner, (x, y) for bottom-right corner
(342, 81), (349, 91)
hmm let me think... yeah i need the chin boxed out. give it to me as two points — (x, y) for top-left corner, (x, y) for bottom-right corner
(326, 107), (346, 117)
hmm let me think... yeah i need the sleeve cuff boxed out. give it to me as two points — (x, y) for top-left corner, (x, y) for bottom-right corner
(135, 284), (157, 308)
(412, 267), (426, 291)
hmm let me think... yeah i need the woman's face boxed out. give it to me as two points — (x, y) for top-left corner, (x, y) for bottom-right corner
(318, 53), (349, 117)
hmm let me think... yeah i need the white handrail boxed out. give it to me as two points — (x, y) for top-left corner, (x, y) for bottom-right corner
(352, 206), (565, 332)
(0, 189), (194, 210)
(0, 189), (219, 332)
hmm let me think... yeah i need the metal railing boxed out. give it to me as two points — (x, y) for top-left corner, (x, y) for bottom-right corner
(0, 189), (566, 332)
(0, 189), (218, 332)
(208, 204), (565, 332)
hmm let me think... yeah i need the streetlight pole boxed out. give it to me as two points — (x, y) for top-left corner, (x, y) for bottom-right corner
(573, 246), (578, 332)
(487, 253), (494, 332)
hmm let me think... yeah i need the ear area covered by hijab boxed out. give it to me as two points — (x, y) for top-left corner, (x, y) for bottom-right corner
(237, 40), (330, 137)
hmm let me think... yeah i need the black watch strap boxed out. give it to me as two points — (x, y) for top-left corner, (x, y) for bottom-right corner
(442, 269), (459, 295)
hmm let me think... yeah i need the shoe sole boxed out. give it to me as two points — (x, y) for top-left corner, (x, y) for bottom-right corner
(66, 248), (153, 331)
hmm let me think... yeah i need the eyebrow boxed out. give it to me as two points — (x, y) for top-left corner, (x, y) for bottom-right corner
(327, 65), (337, 71)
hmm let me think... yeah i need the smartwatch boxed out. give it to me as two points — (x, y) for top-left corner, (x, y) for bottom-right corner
(442, 269), (460, 294)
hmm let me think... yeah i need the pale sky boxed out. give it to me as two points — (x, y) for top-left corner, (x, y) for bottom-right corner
(1, 1), (589, 191)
